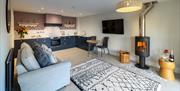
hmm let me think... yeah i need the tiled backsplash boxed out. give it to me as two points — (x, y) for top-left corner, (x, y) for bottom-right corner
(45, 27), (77, 37)
(14, 27), (77, 40)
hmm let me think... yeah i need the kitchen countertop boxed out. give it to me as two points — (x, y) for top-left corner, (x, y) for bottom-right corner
(14, 35), (94, 40)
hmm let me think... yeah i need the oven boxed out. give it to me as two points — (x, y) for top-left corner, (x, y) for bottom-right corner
(51, 38), (61, 46)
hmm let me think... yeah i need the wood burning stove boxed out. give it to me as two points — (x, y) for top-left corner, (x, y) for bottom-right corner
(135, 36), (150, 69)
(135, 1), (157, 69)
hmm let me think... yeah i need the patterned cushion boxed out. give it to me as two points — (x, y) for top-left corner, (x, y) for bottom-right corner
(21, 47), (40, 71)
(33, 45), (54, 67)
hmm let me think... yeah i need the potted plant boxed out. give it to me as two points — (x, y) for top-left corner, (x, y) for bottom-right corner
(16, 26), (28, 39)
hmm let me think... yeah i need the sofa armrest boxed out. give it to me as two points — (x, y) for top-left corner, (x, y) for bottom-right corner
(18, 61), (71, 91)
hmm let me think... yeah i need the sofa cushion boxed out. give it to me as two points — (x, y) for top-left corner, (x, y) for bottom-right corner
(16, 64), (28, 75)
(21, 42), (34, 53)
(21, 47), (40, 71)
(41, 44), (57, 63)
(45, 50), (58, 64)
(17, 48), (28, 75)
(33, 45), (54, 67)
(41, 44), (49, 51)
(17, 49), (23, 65)
(32, 42), (42, 48)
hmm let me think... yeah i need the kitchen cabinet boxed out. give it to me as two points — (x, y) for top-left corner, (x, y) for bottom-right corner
(62, 16), (76, 29)
(51, 36), (76, 51)
(61, 36), (76, 49)
(14, 11), (77, 30)
(14, 11), (45, 30)
(76, 36), (93, 50)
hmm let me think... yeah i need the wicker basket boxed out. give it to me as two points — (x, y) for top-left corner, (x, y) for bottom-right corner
(119, 51), (130, 64)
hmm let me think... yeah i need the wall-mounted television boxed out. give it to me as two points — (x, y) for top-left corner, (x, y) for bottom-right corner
(102, 19), (124, 34)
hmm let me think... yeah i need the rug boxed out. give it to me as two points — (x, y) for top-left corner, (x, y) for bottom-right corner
(71, 59), (161, 91)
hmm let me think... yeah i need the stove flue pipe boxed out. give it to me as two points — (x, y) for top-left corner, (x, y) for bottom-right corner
(139, 1), (157, 36)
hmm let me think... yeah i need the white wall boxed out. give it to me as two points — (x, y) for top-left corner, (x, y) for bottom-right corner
(9, 9), (15, 47)
(0, 0), (12, 91)
(78, 0), (180, 73)
(0, 0), (14, 91)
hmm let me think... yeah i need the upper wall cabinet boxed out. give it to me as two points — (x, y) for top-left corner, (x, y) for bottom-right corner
(14, 11), (77, 30)
(62, 16), (76, 29)
(45, 14), (62, 26)
(14, 11), (45, 30)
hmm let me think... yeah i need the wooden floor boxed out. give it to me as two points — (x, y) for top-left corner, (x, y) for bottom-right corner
(14, 47), (180, 91)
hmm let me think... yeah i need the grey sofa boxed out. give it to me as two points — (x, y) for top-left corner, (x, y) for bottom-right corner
(16, 43), (71, 91)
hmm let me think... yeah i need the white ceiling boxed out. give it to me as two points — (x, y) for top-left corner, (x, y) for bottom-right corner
(11, 0), (155, 17)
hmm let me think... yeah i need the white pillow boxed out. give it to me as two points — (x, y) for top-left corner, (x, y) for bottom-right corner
(21, 42), (34, 53)
(21, 47), (40, 71)
(16, 64), (27, 75)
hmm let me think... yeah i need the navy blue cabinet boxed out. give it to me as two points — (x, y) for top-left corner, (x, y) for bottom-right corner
(76, 36), (94, 50)
(76, 36), (89, 50)
(61, 36), (76, 49)
(51, 36), (91, 51)
(14, 36), (93, 57)
(51, 36), (76, 51)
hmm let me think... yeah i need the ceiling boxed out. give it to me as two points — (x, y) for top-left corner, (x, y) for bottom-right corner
(11, 0), (154, 17)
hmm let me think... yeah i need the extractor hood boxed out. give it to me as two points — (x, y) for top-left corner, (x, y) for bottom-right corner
(44, 14), (62, 26)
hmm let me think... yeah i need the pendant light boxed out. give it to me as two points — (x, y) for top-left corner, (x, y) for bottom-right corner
(116, 0), (143, 13)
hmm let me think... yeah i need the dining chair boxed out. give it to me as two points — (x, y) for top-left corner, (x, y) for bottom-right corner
(97, 37), (110, 56)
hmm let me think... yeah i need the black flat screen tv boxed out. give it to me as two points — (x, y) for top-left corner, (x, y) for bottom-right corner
(102, 19), (124, 34)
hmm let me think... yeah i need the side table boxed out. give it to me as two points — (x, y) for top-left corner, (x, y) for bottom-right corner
(159, 59), (175, 80)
